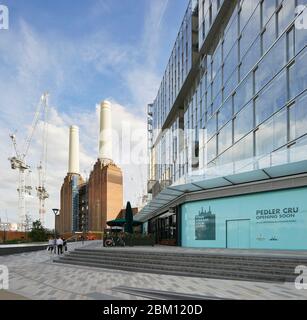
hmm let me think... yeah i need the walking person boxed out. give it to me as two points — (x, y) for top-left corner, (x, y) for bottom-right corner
(63, 238), (68, 253)
(56, 236), (64, 255)
(47, 238), (53, 253)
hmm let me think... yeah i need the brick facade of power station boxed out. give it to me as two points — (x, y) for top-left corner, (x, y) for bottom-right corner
(57, 161), (123, 235)
(88, 160), (123, 232)
(56, 101), (125, 236)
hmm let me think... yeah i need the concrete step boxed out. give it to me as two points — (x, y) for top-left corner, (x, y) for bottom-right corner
(75, 248), (307, 264)
(55, 257), (294, 282)
(60, 255), (296, 279)
(69, 252), (296, 273)
(54, 248), (304, 283)
(68, 251), (302, 269)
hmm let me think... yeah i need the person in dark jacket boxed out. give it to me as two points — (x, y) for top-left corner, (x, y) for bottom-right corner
(63, 238), (68, 252)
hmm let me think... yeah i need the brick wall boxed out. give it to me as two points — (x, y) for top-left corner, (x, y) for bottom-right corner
(88, 160), (123, 232)
(0, 231), (27, 242)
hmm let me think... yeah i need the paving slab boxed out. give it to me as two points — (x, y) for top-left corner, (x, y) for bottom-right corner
(0, 241), (306, 300)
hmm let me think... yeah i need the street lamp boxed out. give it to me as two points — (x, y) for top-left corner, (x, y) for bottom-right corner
(52, 208), (60, 239)
(52, 208), (59, 215)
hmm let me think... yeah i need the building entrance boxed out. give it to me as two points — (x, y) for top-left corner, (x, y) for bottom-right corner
(226, 219), (251, 249)
(149, 212), (177, 246)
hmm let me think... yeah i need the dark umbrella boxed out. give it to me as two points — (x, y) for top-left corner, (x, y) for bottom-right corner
(124, 201), (134, 234)
(107, 219), (142, 227)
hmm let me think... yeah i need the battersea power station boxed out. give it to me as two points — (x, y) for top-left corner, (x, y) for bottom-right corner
(55, 101), (124, 236)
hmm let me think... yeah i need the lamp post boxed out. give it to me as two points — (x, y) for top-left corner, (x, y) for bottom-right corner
(52, 208), (59, 239)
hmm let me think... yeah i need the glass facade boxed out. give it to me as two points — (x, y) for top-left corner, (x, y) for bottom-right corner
(148, 0), (307, 198)
(71, 175), (79, 232)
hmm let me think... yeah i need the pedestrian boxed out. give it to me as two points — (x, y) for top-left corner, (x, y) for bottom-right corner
(81, 235), (84, 245)
(63, 238), (68, 252)
(56, 236), (64, 255)
(47, 238), (53, 252)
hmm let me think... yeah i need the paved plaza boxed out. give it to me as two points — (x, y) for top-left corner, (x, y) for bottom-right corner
(0, 241), (307, 300)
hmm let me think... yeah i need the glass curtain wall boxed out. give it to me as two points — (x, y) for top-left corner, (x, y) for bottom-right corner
(149, 0), (307, 192)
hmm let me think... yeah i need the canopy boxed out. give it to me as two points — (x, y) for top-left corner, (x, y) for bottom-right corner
(106, 219), (142, 227)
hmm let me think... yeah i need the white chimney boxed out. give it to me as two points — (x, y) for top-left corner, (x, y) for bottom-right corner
(68, 125), (80, 174)
(99, 100), (112, 160)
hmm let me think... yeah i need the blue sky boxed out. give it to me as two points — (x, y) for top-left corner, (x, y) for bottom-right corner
(0, 0), (189, 227)
(3, 0), (188, 115)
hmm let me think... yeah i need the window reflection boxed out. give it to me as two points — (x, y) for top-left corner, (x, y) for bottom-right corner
(218, 121), (233, 154)
(151, 0), (307, 186)
(234, 101), (254, 142)
(255, 69), (287, 125)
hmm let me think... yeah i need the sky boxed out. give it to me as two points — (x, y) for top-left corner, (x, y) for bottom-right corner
(0, 0), (189, 228)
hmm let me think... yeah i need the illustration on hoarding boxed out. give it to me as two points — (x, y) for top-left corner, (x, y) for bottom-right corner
(195, 207), (216, 240)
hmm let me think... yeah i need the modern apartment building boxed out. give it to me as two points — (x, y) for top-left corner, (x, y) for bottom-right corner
(136, 0), (307, 249)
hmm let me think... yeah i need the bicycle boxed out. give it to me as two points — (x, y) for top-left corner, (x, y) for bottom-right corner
(104, 236), (125, 247)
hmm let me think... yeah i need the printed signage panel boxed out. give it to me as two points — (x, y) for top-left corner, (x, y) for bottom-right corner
(181, 187), (307, 250)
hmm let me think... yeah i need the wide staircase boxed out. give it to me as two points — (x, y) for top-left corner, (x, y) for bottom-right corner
(54, 247), (307, 283)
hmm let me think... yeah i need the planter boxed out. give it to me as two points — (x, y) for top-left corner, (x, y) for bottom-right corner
(125, 238), (155, 246)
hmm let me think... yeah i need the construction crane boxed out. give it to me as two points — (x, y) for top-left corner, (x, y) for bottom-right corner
(36, 95), (49, 226)
(9, 93), (49, 230)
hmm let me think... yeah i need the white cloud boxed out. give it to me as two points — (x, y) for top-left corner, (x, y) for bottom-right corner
(0, 0), (171, 228)
(0, 99), (147, 229)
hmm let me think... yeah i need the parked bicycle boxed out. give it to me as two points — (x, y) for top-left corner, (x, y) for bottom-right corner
(104, 236), (125, 247)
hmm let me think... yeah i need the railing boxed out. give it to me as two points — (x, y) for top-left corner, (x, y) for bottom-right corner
(183, 136), (307, 185)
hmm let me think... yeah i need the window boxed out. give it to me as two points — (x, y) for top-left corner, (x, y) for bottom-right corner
(206, 135), (217, 163)
(207, 82), (212, 106)
(289, 92), (307, 141)
(240, 6), (260, 58)
(212, 43), (222, 78)
(256, 107), (287, 156)
(233, 73), (253, 114)
(287, 26), (295, 61)
(212, 69), (222, 101)
(224, 14), (238, 58)
(218, 147), (234, 166)
(218, 121), (233, 154)
(255, 34), (286, 93)
(234, 101), (254, 142)
(223, 42), (238, 83)
(240, 37), (261, 80)
(288, 49), (307, 100)
(296, 7), (307, 53)
(223, 69), (238, 99)
(278, 0), (295, 36)
(218, 97), (233, 129)
(212, 91), (222, 114)
(256, 121), (272, 156)
(232, 133), (254, 162)
(273, 107), (288, 150)
(262, 18), (274, 56)
(206, 114), (217, 141)
(262, 0), (276, 27)
(255, 69), (287, 125)
(240, 0), (258, 32)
